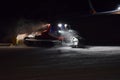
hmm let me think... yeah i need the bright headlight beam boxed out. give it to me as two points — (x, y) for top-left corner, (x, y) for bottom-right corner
(64, 24), (67, 27)
(58, 23), (62, 27)
(117, 5), (120, 10)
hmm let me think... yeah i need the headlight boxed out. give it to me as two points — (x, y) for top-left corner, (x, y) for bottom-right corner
(58, 23), (62, 27)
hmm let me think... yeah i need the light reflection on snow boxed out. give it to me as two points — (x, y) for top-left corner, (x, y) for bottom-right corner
(55, 46), (120, 52)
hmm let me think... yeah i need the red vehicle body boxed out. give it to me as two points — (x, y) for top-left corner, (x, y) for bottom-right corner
(23, 23), (85, 48)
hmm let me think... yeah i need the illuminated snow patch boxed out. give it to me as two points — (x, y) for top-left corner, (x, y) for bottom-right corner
(16, 34), (28, 40)
(53, 46), (120, 52)
(88, 46), (120, 51)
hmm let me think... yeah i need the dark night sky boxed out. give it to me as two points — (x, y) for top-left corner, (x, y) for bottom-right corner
(0, 0), (89, 20)
(0, 0), (120, 20)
